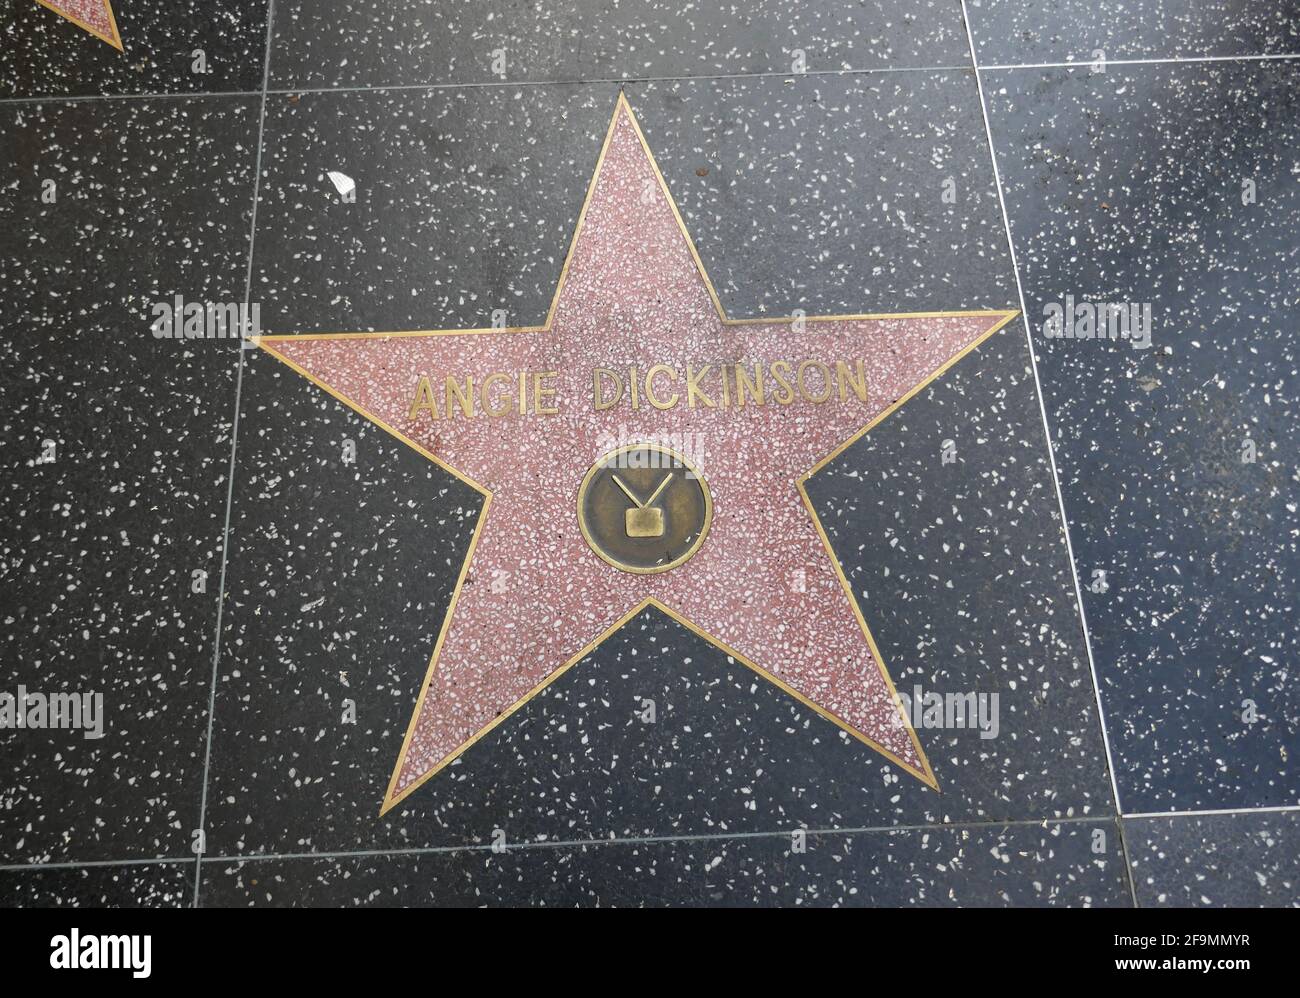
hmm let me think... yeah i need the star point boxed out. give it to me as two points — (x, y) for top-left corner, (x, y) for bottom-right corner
(34, 0), (123, 51)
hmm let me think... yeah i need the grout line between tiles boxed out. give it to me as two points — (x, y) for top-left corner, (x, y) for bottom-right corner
(265, 66), (976, 94)
(8, 804), (1294, 877)
(0, 89), (256, 105)
(979, 52), (1300, 72)
(0, 812), (1120, 875)
(0, 66), (971, 107)
(2, 857), (195, 873)
(189, 0), (276, 911)
(2, 50), (1297, 107)
(958, 1), (1137, 908)
(1124, 803), (1300, 821)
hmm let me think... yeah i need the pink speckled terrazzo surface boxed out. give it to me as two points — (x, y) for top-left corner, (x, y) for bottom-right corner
(40, 1), (115, 39)
(264, 102), (1009, 805)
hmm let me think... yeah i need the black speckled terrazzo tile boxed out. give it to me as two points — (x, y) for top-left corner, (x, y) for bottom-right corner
(250, 85), (617, 334)
(625, 75), (1014, 316)
(0, 862), (191, 908)
(251, 79), (1013, 335)
(0, 97), (255, 864)
(0, 1), (270, 99)
(1126, 811), (1300, 907)
(967, 0), (1300, 66)
(0, 331), (237, 864)
(803, 324), (1112, 821)
(202, 347), (477, 856)
(983, 62), (1300, 812)
(199, 820), (1128, 906)
(268, 0), (970, 91)
(1, 97), (259, 331)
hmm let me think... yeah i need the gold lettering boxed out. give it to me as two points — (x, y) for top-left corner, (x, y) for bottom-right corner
(796, 360), (832, 403)
(644, 364), (679, 410)
(685, 363), (715, 408)
(481, 372), (514, 417)
(409, 375), (439, 421)
(734, 362), (765, 406)
(533, 371), (559, 415)
(445, 374), (474, 418)
(836, 359), (868, 402)
(413, 359), (864, 418)
(769, 360), (795, 405)
(593, 368), (624, 411)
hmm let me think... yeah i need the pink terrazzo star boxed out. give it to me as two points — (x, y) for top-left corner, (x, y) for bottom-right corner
(258, 94), (1016, 814)
(34, 0), (122, 50)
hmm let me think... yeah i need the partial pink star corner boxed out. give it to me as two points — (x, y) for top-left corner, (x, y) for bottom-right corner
(34, 0), (123, 51)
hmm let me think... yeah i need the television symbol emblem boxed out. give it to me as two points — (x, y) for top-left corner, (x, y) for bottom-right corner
(615, 472), (672, 538)
(577, 444), (712, 574)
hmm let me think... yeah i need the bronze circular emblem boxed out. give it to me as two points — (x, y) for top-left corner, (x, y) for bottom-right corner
(577, 444), (712, 574)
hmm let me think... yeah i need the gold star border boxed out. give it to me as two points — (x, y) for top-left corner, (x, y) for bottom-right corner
(253, 93), (1019, 814)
